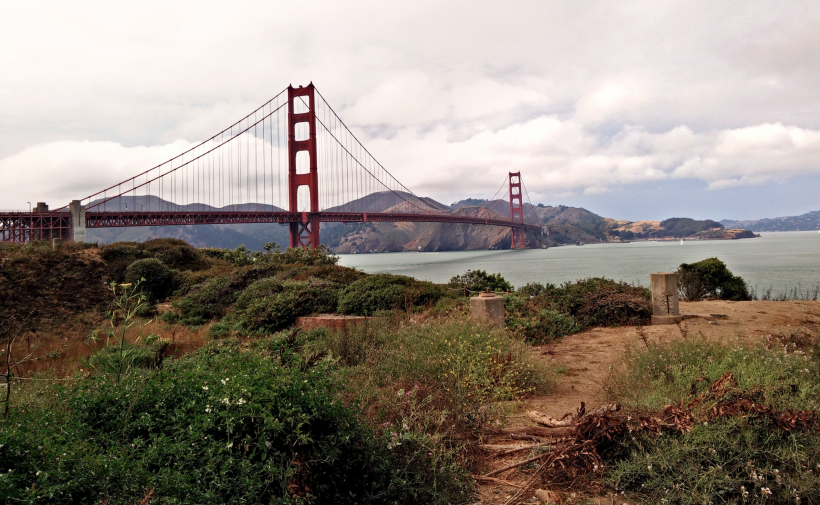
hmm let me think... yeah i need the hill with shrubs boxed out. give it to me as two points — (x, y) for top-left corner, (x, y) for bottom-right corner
(84, 194), (755, 252)
(7, 238), (812, 504)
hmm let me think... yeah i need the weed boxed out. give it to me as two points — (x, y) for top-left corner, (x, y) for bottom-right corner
(84, 281), (162, 382)
(604, 337), (820, 503)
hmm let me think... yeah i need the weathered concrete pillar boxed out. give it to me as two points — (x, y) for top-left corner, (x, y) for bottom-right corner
(470, 292), (505, 328)
(68, 200), (86, 243)
(651, 272), (682, 324)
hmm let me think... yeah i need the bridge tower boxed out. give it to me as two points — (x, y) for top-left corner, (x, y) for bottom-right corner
(287, 83), (320, 249)
(509, 172), (525, 249)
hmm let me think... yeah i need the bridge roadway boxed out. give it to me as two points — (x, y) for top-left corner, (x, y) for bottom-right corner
(81, 210), (542, 230)
(1, 210), (541, 243)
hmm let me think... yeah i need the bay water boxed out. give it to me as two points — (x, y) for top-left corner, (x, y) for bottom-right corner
(338, 231), (820, 293)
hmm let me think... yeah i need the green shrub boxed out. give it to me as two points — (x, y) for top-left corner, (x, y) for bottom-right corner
(678, 257), (751, 301)
(141, 238), (206, 270)
(199, 246), (231, 259)
(124, 258), (174, 302)
(448, 269), (512, 293)
(231, 278), (340, 333)
(172, 276), (236, 326)
(518, 282), (551, 297)
(0, 340), (464, 504)
(261, 243), (340, 266)
(308, 317), (551, 429)
(207, 320), (233, 338)
(535, 277), (651, 328)
(505, 294), (578, 343)
(337, 274), (443, 316)
(605, 339), (820, 503)
(100, 242), (152, 281)
(171, 265), (280, 326)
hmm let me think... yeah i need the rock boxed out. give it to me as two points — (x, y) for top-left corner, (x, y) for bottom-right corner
(533, 488), (558, 503)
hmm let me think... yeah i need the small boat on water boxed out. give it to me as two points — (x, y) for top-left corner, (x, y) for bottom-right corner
(680, 238), (684, 245)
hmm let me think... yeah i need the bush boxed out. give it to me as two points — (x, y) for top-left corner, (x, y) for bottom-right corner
(448, 269), (512, 294)
(124, 258), (174, 302)
(604, 338), (820, 503)
(308, 317), (551, 429)
(518, 282), (551, 297)
(338, 274), (444, 316)
(535, 277), (651, 328)
(172, 276), (237, 326)
(0, 340), (462, 504)
(678, 257), (750, 301)
(141, 238), (207, 270)
(171, 265), (280, 326)
(505, 294), (579, 343)
(100, 242), (152, 281)
(231, 278), (340, 333)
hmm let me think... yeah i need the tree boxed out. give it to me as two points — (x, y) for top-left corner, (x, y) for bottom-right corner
(677, 257), (750, 301)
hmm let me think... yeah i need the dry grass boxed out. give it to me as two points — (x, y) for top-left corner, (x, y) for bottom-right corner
(3, 315), (209, 378)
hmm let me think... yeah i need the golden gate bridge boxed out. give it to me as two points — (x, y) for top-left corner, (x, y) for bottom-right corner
(1, 83), (541, 249)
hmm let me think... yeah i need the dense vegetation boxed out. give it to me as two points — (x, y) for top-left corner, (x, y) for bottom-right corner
(4, 237), (800, 504)
(659, 217), (723, 237)
(677, 257), (751, 301)
(504, 278), (652, 343)
(0, 239), (549, 504)
(604, 336), (820, 504)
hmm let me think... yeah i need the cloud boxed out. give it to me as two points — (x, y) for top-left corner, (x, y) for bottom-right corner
(1, 0), (820, 216)
(5, 118), (819, 210)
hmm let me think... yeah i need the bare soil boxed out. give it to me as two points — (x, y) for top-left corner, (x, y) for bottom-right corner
(476, 300), (820, 504)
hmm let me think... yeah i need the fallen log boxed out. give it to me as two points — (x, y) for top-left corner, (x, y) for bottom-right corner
(496, 426), (568, 438)
(527, 403), (620, 428)
(472, 475), (523, 488)
(483, 451), (552, 477)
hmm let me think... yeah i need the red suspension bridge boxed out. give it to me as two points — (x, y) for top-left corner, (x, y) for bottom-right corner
(1, 83), (542, 249)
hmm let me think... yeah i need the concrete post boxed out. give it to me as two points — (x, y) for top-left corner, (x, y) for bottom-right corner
(470, 292), (505, 328)
(68, 200), (86, 243)
(651, 272), (682, 324)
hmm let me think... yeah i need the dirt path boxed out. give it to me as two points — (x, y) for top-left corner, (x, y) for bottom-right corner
(475, 300), (820, 504)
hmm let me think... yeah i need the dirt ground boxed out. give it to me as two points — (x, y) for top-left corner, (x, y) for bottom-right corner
(475, 300), (820, 505)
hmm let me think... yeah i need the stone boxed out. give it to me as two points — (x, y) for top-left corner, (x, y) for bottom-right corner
(651, 272), (680, 325)
(295, 314), (372, 331)
(470, 292), (504, 328)
(651, 314), (684, 325)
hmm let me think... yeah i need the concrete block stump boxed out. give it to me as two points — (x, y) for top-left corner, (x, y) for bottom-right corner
(470, 292), (505, 328)
(651, 272), (683, 325)
(295, 314), (372, 331)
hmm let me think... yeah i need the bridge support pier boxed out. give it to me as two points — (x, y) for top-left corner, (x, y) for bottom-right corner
(69, 200), (86, 243)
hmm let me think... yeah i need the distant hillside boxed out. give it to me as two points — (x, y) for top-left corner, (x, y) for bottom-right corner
(81, 194), (754, 251)
(721, 210), (820, 232)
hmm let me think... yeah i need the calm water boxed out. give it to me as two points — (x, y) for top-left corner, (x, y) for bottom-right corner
(338, 231), (820, 292)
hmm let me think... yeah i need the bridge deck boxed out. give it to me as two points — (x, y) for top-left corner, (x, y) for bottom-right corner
(1, 210), (541, 243)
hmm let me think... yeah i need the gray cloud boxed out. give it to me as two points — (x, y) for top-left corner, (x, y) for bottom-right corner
(1, 0), (819, 218)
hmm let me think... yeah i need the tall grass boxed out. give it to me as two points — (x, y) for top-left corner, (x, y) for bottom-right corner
(306, 314), (553, 456)
(750, 283), (820, 301)
(604, 336), (820, 504)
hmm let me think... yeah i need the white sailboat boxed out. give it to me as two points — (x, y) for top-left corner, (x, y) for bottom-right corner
(680, 238), (684, 245)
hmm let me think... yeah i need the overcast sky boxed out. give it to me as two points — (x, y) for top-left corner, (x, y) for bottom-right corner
(2, 0), (820, 221)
